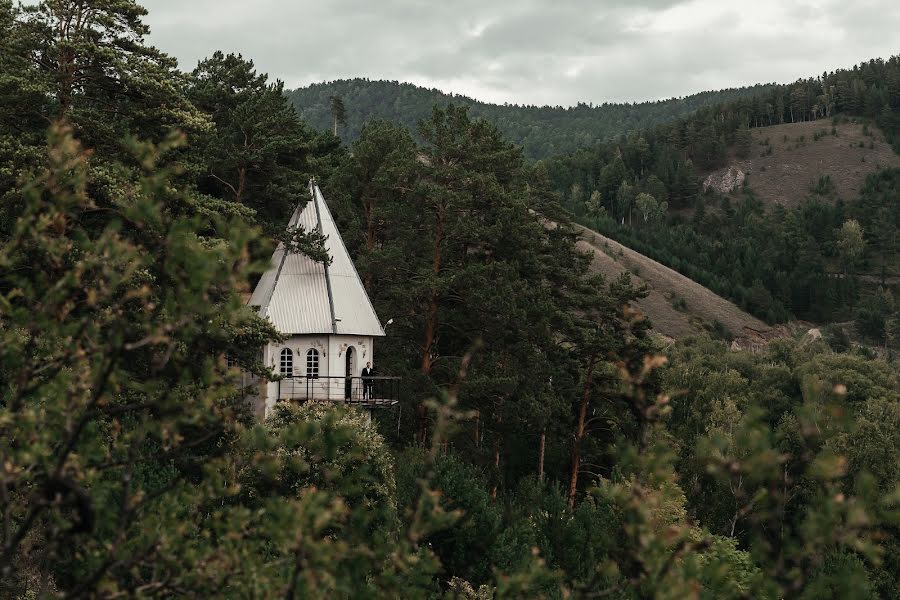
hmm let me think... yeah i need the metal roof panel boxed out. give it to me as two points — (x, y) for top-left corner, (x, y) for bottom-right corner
(247, 181), (385, 337)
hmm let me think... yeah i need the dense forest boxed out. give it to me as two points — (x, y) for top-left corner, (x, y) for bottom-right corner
(286, 79), (775, 159)
(1, 1), (899, 598)
(544, 56), (900, 342)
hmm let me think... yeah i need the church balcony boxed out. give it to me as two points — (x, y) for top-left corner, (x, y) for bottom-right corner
(276, 375), (401, 407)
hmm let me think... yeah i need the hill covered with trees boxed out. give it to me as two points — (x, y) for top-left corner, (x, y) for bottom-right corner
(286, 79), (775, 159)
(546, 55), (900, 342)
(1, 1), (899, 598)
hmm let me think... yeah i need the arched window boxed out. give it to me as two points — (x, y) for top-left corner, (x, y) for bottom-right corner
(306, 349), (320, 379)
(279, 348), (293, 376)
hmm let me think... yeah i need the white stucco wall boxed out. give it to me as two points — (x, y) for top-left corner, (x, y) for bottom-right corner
(258, 334), (375, 417)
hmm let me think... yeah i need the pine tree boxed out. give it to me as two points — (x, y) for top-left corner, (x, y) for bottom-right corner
(0, 126), (279, 594)
(13, 0), (205, 151)
(330, 94), (347, 136)
(188, 52), (326, 229)
(735, 124), (753, 158)
(328, 119), (419, 292)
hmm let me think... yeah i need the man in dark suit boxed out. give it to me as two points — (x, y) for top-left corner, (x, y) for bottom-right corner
(361, 362), (375, 399)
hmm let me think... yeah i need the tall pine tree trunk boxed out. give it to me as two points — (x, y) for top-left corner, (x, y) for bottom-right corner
(491, 396), (505, 500)
(474, 410), (481, 448)
(417, 297), (438, 445)
(236, 166), (246, 205)
(491, 435), (501, 500)
(568, 357), (596, 510)
(365, 199), (377, 251)
(57, 48), (75, 118)
(538, 429), (546, 483)
(418, 203), (445, 445)
(53, 6), (81, 119)
(364, 197), (376, 291)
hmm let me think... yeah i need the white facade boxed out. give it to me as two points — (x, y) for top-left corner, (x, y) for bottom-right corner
(258, 334), (375, 415)
(248, 181), (385, 418)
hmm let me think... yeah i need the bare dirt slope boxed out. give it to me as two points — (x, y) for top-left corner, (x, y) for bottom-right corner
(705, 119), (900, 207)
(574, 224), (770, 340)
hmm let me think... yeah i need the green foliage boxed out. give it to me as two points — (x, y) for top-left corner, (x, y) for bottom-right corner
(664, 337), (900, 598)
(224, 403), (436, 598)
(635, 192), (665, 226)
(2, 2), (900, 598)
(545, 56), (900, 328)
(734, 125), (753, 158)
(187, 51), (329, 229)
(855, 287), (896, 341)
(429, 455), (502, 583)
(288, 79), (777, 160)
(329, 94), (347, 135)
(0, 126), (278, 595)
(0, 131), (441, 595)
(569, 168), (900, 327)
(837, 219), (866, 272)
(263, 403), (399, 523)
(813, 174), (835, 195)
(824, 324), (852, 352)
(327, 104), (649, 458)
(12, 0), (208, 153)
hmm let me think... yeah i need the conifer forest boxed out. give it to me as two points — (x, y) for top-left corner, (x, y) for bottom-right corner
(0, 1), (898, 598)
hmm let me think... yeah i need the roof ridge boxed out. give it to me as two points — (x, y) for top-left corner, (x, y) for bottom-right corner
(247, 180), (385, 337)
(313, 183), (386, 337)
(311, 180), (339, 335)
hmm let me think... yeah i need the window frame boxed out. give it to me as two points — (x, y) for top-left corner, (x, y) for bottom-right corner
(279, 348), (293, 376)
(306, 348), (320, 379)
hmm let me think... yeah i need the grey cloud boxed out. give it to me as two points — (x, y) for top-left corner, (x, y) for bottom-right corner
(143, 0), (900, 106)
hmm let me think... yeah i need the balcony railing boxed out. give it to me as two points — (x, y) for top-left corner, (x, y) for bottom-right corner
(277, 376), (401, 407)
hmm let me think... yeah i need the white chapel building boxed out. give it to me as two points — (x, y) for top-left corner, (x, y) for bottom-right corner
(247, 180), (393, 418)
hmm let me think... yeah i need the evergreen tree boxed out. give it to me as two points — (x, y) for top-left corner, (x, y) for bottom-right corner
(3, 2), (900, 596)
(836, 219), (865, 276)
(327, 120), (419, 292)
(329, 94), (347, 136)
(13, 0), (205, 153)
(188, 51), (327, 229)
(0, 127), (275, 594)
(735, 124), (753, 158)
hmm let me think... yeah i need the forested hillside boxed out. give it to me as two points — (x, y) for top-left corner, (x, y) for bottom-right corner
(286, 79), (774, 159)
(1, 1), (899, 598)
(546, 55), (900, 341)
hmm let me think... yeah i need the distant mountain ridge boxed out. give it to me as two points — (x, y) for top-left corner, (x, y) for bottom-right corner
(286, 79), (775, 159)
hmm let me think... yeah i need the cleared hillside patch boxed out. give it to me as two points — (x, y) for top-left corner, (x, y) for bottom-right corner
(704, 119), (900, 207)
(574, 224), (771, 341)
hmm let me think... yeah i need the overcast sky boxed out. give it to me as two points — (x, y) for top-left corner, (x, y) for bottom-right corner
(144, 0), (900, 107)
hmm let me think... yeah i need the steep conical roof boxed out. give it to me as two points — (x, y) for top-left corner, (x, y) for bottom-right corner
(248, 181), (385, 336)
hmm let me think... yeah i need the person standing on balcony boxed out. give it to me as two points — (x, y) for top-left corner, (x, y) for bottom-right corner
(361, 362), (375, 399)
